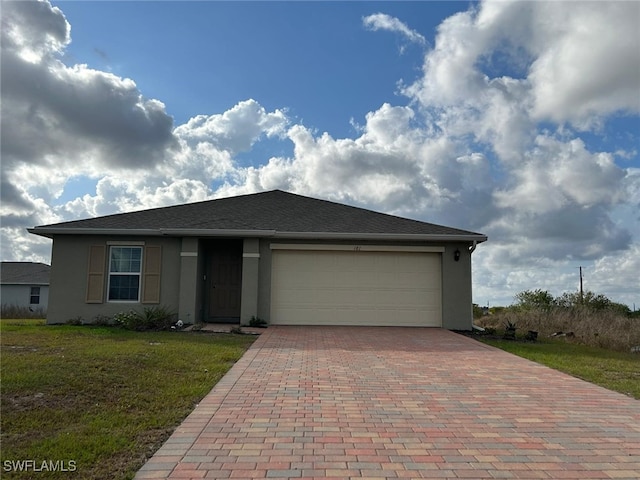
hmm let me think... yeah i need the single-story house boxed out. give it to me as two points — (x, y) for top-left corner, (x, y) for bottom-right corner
(28, 190), (487, 329)
(1, 262), (51, 312)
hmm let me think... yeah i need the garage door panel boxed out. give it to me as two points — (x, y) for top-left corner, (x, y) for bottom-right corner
(271, 250), (442, 326)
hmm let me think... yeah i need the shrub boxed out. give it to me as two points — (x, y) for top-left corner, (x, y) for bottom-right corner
(472, 304), (485, 319)
(502, 320), (517, 340)
(93, 314), (113, 326)
(249, 316), (268, 327)
(114, 306), (176, 331)
(113, 310), (138, 329)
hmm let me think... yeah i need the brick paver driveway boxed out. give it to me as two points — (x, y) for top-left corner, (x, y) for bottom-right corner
(137, 327), (640, 479)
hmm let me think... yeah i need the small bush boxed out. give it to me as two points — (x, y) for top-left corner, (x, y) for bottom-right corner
(93, 314), (113, 326)
(502, 320), (517, 340)
(249, 316), (268, 328)
(114, 306), (176, 331)
(66, 316), (84, 325)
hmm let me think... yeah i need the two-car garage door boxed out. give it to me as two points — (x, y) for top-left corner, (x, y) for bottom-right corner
(270, 247), (442, 326)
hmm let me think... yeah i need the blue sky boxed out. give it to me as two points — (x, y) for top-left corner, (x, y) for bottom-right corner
(59, 2), (463, 133)
(2, 0), (639, 307)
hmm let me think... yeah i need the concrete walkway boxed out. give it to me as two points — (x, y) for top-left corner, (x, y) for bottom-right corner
(136, 327), (640, 479)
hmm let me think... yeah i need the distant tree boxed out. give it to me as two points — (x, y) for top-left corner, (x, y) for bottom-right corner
(514, 289), (555, 311)
(555, 291), (580, 308)
(556, 291), (613, 310)
(609, 302), (632, 316)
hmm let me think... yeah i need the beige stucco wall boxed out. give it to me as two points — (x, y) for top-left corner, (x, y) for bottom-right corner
(441, 242), (475, 330)
(46, 235), (181, 324)
(240, 238), (260, 325)
(177, 237), (200, 324)
(46, 234), (478, 330)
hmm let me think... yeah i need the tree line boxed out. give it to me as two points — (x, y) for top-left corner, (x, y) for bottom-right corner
(476, 289), (638, 318)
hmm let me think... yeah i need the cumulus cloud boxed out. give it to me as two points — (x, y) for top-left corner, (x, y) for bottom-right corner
(1, 0), (70, 62)
(2, 0), (639, 307)
(0, 0), (178, 220)
(174, 100), (288, 156)
(525, 1), (640, 126)
(404, 0), (639, 153)
(394, 0), (638, 295)
(363, 13), (426, 48)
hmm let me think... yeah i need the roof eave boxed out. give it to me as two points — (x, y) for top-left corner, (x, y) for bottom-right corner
(29, 227), (487, 243)
(27, 227), (278, 238)
(273, 231), (487, 242)
(27, 227), (165, 239)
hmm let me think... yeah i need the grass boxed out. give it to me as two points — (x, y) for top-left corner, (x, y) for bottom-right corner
(473, 307), (640, 398)
(476, 334), (640, 399)
(3, 318), (638, 478)
(1, 319), (256, 480)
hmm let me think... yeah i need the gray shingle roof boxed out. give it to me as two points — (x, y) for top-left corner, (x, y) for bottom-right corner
(1, 262), (51, 285)
(30, 190), (486, 240)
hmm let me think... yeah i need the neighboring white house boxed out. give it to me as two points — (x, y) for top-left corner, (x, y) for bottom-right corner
(1, 262), (51, 313)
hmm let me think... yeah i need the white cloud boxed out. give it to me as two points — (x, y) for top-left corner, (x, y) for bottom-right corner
(2, 0), (70, 63)
(363, 13), (426, 47)
(174, 100), (288, 155)
(494, 136), (625, 213)
(590, 243), (640, 305)
(526, 1), (640, 126)
(0, 0), (178, 225)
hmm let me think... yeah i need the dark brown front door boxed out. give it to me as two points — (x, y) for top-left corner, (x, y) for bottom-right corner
(206, 241), (242, 322)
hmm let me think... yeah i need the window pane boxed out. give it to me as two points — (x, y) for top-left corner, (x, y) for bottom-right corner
(108, 247), (142, 301)
(108, 275), (140, 301)
(110, 247), (142, 273)
(30, 286), (40, 304)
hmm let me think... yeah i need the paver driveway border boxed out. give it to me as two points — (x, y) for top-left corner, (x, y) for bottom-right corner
(136, 326), (640, 479)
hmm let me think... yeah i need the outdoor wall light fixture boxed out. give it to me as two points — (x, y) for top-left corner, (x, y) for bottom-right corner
(454, 249), (461, 262)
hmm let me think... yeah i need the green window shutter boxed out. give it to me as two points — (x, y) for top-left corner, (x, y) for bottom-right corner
(141, 245), (162, 304)
(86, 245), (106, 303)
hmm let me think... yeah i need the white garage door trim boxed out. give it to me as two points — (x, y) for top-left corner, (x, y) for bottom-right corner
(270, 244), (445, 253)
(270, 246), (442, 327)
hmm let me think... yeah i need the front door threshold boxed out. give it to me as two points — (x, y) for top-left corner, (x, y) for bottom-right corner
(206, 317), (240, 324)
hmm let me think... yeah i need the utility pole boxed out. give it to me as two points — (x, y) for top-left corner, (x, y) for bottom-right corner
(579, 266), (584, 304)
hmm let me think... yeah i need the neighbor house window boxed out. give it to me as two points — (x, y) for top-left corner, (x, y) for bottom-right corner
(108, 246), (142, 301)
(30, 286), (40, 304)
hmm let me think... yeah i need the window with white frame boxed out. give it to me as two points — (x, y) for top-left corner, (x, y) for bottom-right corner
(108, 246), (142, 301)
(30, 286), (40, 304)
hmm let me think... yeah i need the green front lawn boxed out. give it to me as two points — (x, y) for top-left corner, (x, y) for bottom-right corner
(478, 336), (640, 399)
(1, 319), (256, 479)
